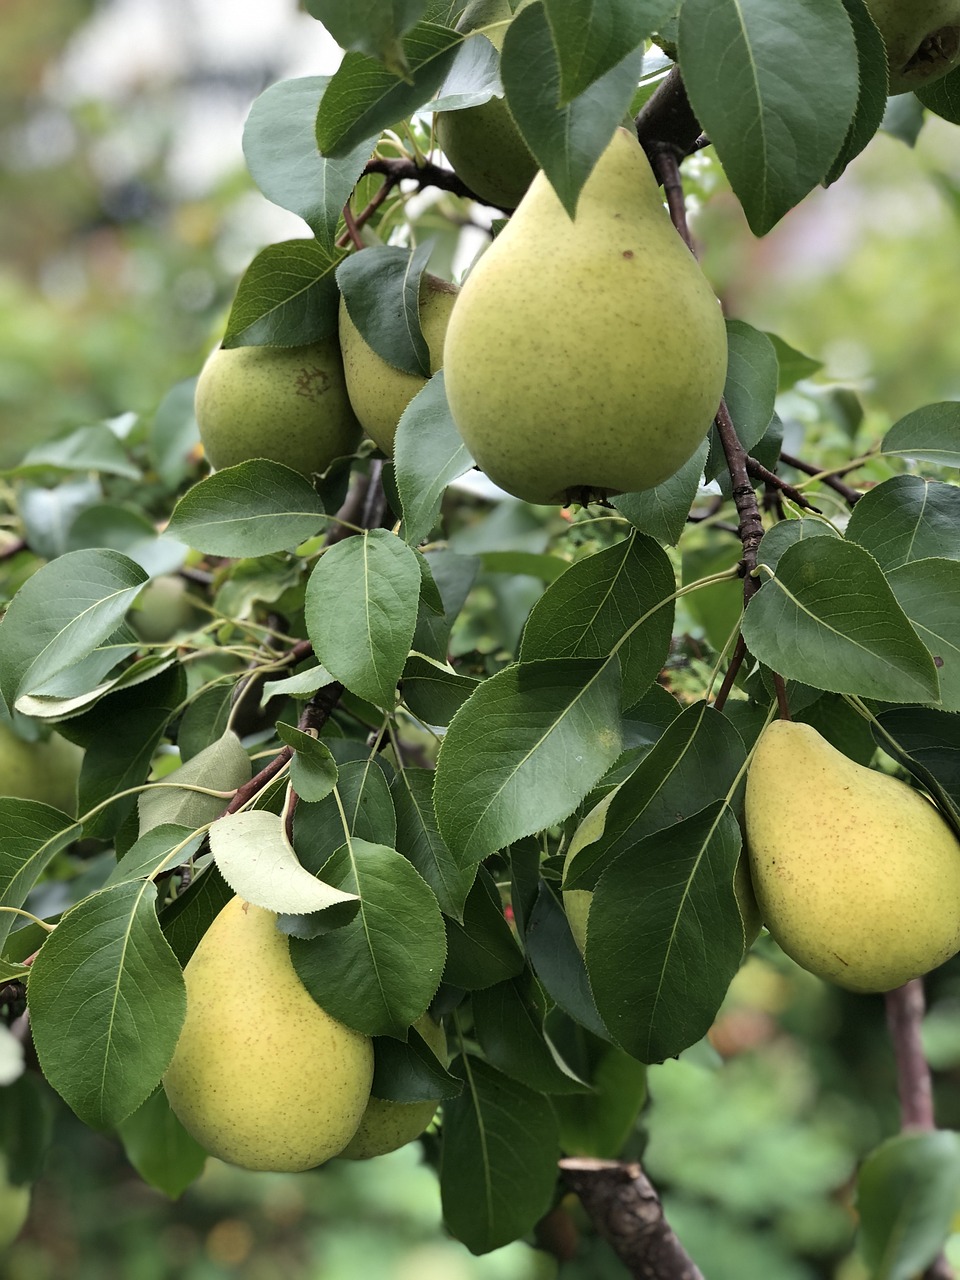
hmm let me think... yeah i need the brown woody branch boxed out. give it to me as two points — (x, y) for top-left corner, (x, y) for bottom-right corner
(778, 451), (863, 506)
(635, 68), (703, 162)
(744, 456), (820, 513)
(560, 1159), (705, 1280)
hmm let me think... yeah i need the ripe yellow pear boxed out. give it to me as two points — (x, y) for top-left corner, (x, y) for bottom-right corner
(0, 720), (82, 815)
(745, 721), (960, 993)
(338, 275), (459, 455)
(864, 0), (960, 93)
(194, 339), (361, 478)
(338, 1013), (447, 1159)
(434, 0), (537, 208)
(443, 127), (728, 505)
(162, 897), (374, 1171)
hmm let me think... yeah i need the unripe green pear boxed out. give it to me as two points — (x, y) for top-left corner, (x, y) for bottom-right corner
(132, 575), (197, 644)
(338, 1012), (447, 1159)
(163, 896), (374, 1171)
(194, 339), (362, 478)
(0, 720), (83, 815)
(338, 275), (459, 455)
(434, 0), (537, 209)
(745, 721), (960, 993)
(443, 127), (728, 505)
(864, 0), (960, 93)
(0, 1160), (29, 1251)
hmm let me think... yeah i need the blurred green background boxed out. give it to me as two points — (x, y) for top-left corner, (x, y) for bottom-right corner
(5, 2), (960, 1277)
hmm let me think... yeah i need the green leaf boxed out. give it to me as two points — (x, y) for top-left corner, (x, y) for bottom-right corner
(766, 332), (823, 390)
(243, 77), (376, 250)
(28, 881), (186, 1130)
(472, 970), (589, 1093)
(525, 881), (610, 1039)
(542, 0), (671, 103)
(613, 438), (708, 546)
(443, 865), (523, 989)
(440, 1054), (560, 1255)
(11, 423), (140, 480)
(104, 824), (201, 889)
(518, 532), (676, 708)
(391, 767), (475, 919)
(587, 802), (744, 1063)
(435, 658), (623, 864)
(159, 864), (234, 968)
(756, 517), (841, 576)
(211, 811), (358, 915)
(825, 0), (888, 184)
(563, 702), (745, 891)
(888, 559), (960, 712)
(0, 1074), (55, 1185)
(0, 549), (148, 712)
(276, 724), (339, 802)
(290, 838), (446, 1037)
(857, 1130), (960, 1280)
(117, 1088), (207, 1199)
(306, 529), (422, 707)
(705, 320), (778, 480)
(222, 240), (344, 348)
(138, 732), (251, 836)
(166, 461), (326, 557)
(66, 504), (186, 577)
(316, 22), (462, 156)
(881, 404), (960, 469)
(678, 0), (858, 234)
(550, 1025), (647, 1158)
(337, 244), (432, 377)
(432, 26), (501, 111)
(741, 538), (940, 704)
(396, 373), (475, 546)
(400, 653), (479, 726)
(306, 0), (429, 75)
(501, 2), (645, 216)
(293, 758), (397, 875)
(917, 63), (960, 123)
(0, 802), (79, 951)
(845, 476), (960, 570)
(874, 707), (960, 830)
(371, 1026), (462, 1102)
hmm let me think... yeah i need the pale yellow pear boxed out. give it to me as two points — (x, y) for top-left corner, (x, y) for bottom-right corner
(745, 721), (960, 993)
(194, 339), (362, 478)
(338, 1013), (447, 1160)
(443, 127), (728, 505)
(434, 0), (537, 209)
(864, 0), (960, 93)
(0, 721), (82, 815)
(163, 897), (374, 1171)
(339, 275), (459, 455)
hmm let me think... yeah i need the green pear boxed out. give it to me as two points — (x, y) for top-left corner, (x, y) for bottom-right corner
(864, 0), (960, 93)
(745, 721), (960, 993)
(163, 896), (374, 1171)
(338, 1012), (447, 1159)
(0, 1160), (29, 1251)
(339, 275), (459, 455)
(132, 575), (197, 644)
(434, 0), (537, 209)
(194, 339), (362, 478)
(0, 720), (82, 815)
(443, 127), (728, 505)
(563, 792), (761, 955)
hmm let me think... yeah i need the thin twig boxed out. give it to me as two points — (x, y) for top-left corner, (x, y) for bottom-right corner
(342, 202), (365, 251)
(647, 145), (693, 252)
(560, 1159), (705, 1280)
(713, 634), (747, 713)
(714, 400), (765, 596)
(745, 456), (821, 513)
(779, 451), (862, 505)
(336, 177), (396, 248)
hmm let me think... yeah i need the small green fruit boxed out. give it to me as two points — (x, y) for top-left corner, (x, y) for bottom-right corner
(434, 0), (537, 209)
(338, 1013), (447, 1159)
(864, 0), (960, 93)
(0, 1160), (29, 1251)
(0, 720), (83, 815)
(133, 575), (196, 644)
(339, 275), (459, 455)
(163, 897), (374, 1171)
(746, 721), (960, 992)
(194, 339), (361, 478)
(443, 127), (728, 505)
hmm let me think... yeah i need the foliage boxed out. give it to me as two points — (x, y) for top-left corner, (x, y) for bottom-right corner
(3, 1), (960, 1276)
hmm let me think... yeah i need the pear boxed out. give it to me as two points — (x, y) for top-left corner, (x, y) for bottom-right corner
(194, 339), (362, 478)
(443, 127), (728, 505)
(0, 720), (82, 815)
(339, 275), (459, 455)
(0, 1160), (29, 1251)
(864, 0), (960, 93)
(162, 897), (374, 1171)
(434, 0), (537, 209)
(338, 1013), (447, 1159)
(745, 721), (960, 993)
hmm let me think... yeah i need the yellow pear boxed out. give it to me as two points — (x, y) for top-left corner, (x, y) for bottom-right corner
(864, 0), (960, 94)
(434, 0), (537, 209)
(745, 721), (960, 993)
(0, 720), (82, 815)
(194, 339), (362, 478)
(443, 127), (728, 505)
(162, 896), (374, 1171)
(338, 275), (459, 455)
(338, 1012), (447, 1160)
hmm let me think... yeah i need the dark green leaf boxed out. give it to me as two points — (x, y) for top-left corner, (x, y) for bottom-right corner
(472, 970), (589, 1093)
(705, 320), (779, 480)
(222, 240), (344, 348)
(337, 245), (432, 377)
(396, 373), (475, 546)
(0, 802), (78, 950)
(443, 865), (522, 989)
(888, 559), (960, 712)
(613, 438), (708, 546)
(542, 0), (672, 103)
(845, 476), (960, 570)
(526, 881), (610, 1039)
(371, 1025), (461, 1102)
(117, 1088), (207, 1199)
(306, 0), (429, 75)
(391, 768), (475, 919)
(294, 758), (397, 874)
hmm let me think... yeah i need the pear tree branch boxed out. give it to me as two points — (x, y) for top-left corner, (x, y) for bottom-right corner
(778, 451), (863, 506)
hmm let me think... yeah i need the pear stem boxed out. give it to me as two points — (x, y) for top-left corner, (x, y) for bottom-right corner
(885, 979), (936, 1132)
(560, 1158), (705, 1280)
